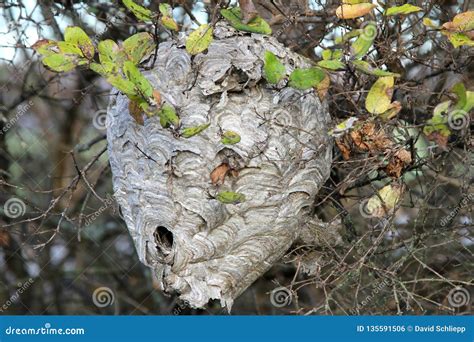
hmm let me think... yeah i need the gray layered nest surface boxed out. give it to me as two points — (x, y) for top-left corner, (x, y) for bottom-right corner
(107, 24), (332, 309)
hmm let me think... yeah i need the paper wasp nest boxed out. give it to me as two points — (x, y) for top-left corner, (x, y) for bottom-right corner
(107, 24), (332, 309)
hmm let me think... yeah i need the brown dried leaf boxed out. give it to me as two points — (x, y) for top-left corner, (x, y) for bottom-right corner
(316, 73), (331, 101)
(239, 0), (259, 24)
(427, 131), (449, 148)
(373, 131), (393, 150)
(336, 138), (351, 160)
(128, 100), (145, 126)
(0, 230), (10, 247)
(350, 129), (368, 151)
(348, 121), (394, 154)
(395, 149), (412, 163)
(210, 163), (230, 185)
(32, 39), (53, 51)
(152, 89), (161, 106)
(386, 149), (412, 178)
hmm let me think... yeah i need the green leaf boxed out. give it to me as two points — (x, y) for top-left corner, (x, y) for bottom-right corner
(321, 49), (332, 60)
(351, 22), (377, 59)
(463, 91), (474, 113)
(186, 24), (213, 55)
(317, 60), (345, 70)
(423, 101), (451, 137)
(90, 62), (110, 77)
(57, 41), (84, 56)
(136, 98), (152, 115)
(220, 7), (272, 35)
(445, 32), (474, 48)
(97, 40), (123, 74)
(181, 123), (211, 138)
(161, 16), (178, 31)
(263, 51), (286, 84)
(123, 61), (153, 99)
(107, 75), (138, 97)
(123, 0), (153, 22)
(366, 76), (395, 114)
(216, 191), (246, 204)
(98, 40), (120, 64)
(32, 39), (59, 56)
(42, 54), (86, 72)
(123, 32), (156, 64)
(158, 104), (179, 128)
(352, 60), (401, 77)
(343, 0), (370, 4)
(221, 130), (241, 145)
(64, 26), (94, 59)
(288, 67), (326, 89)
(385, 4), (422, 16)
(336, 29), (362, 44)
(423, 116), (450, 137)
(332, 50), (343, 60)
(33, 39), (87, 59)
(434, 100), (451, 117)
(159, 3), (178, 31)
(451, 82), (467, 110)
(159, 3), (172, 16)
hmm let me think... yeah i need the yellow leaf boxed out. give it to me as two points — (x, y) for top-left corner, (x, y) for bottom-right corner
(316, 73), (331, 101)
(384, 4), (422, 16)
(379, 101), (401, 121)
(336, 3), (377, 19)
(442, 11), (474, 32)
(366, 184), (403, 217)
(423, 18), (439, 28)
(365, 76), (395, 114)
(186, 24), (213, 55)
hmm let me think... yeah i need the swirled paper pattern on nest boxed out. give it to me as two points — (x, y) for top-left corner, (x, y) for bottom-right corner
(107, 24), (332, 310)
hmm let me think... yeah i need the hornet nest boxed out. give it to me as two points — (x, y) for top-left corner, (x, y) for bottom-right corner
(107, 23), (333, 310)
